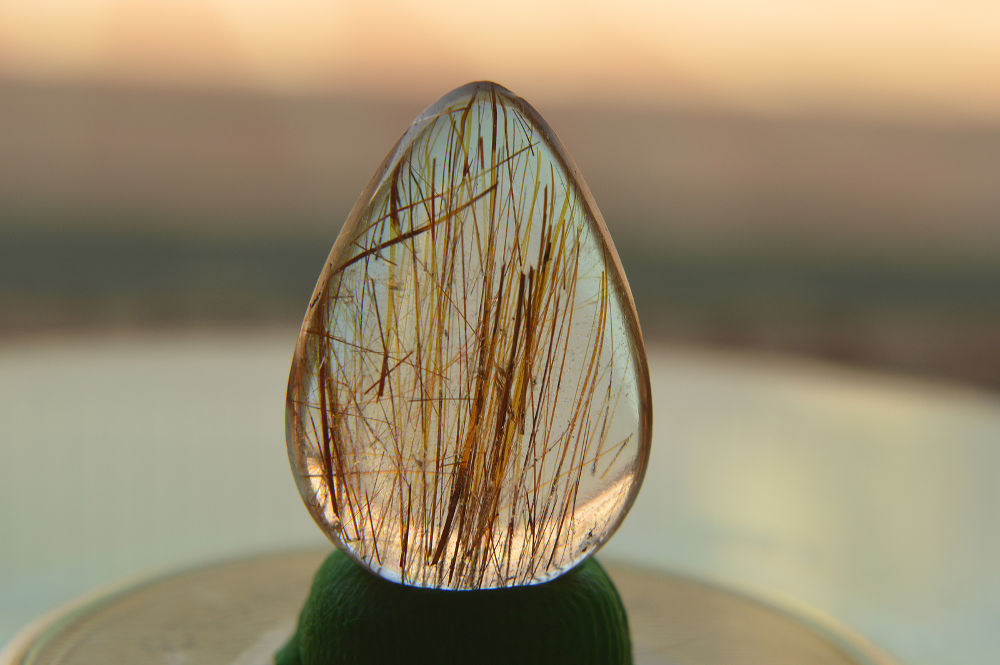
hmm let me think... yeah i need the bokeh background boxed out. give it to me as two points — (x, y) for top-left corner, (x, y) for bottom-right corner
(2, 3), (999, 665)
(2, 0), (999, 384)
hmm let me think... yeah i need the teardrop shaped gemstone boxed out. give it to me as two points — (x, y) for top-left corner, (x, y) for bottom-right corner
(286, 82), (651, 590)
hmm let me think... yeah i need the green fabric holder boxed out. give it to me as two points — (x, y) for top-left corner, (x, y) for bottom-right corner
(276, 550), (632, 665)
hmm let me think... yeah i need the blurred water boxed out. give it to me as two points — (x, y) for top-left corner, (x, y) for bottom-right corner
(1, 331), (997, 664)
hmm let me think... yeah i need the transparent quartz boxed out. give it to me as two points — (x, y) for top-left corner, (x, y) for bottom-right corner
(286, 82), (652, 590)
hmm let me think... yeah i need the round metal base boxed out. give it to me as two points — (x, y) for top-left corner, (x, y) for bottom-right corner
(2, 550), (898, 665)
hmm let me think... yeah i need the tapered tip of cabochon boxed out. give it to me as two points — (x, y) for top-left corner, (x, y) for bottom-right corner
(286, 81), (652, 590)
(276, 550), (633, 665)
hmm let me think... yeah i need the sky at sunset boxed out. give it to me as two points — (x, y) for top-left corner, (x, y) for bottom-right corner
(1, 0), (999, 119)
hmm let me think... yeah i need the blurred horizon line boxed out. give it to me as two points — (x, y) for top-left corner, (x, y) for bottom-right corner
(5, 70), (1000, 131)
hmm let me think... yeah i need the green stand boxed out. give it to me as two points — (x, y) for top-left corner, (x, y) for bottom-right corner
(276, 551), (632, 665)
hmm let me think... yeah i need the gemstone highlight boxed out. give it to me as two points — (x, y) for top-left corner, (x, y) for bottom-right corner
(287, 82), (651, 590)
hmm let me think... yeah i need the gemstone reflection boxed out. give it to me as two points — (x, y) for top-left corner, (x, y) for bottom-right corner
(286, 82), (651, 590)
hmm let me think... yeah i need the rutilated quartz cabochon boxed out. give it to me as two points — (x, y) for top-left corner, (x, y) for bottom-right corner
(286, 81), (652, 590)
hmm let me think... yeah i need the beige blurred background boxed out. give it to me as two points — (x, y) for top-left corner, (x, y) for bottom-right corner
(2, 3), (1000, 665)
(1, 0), (999, 385)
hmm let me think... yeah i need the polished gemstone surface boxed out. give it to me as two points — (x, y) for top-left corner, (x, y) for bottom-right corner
(286, 82), (652, 589)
